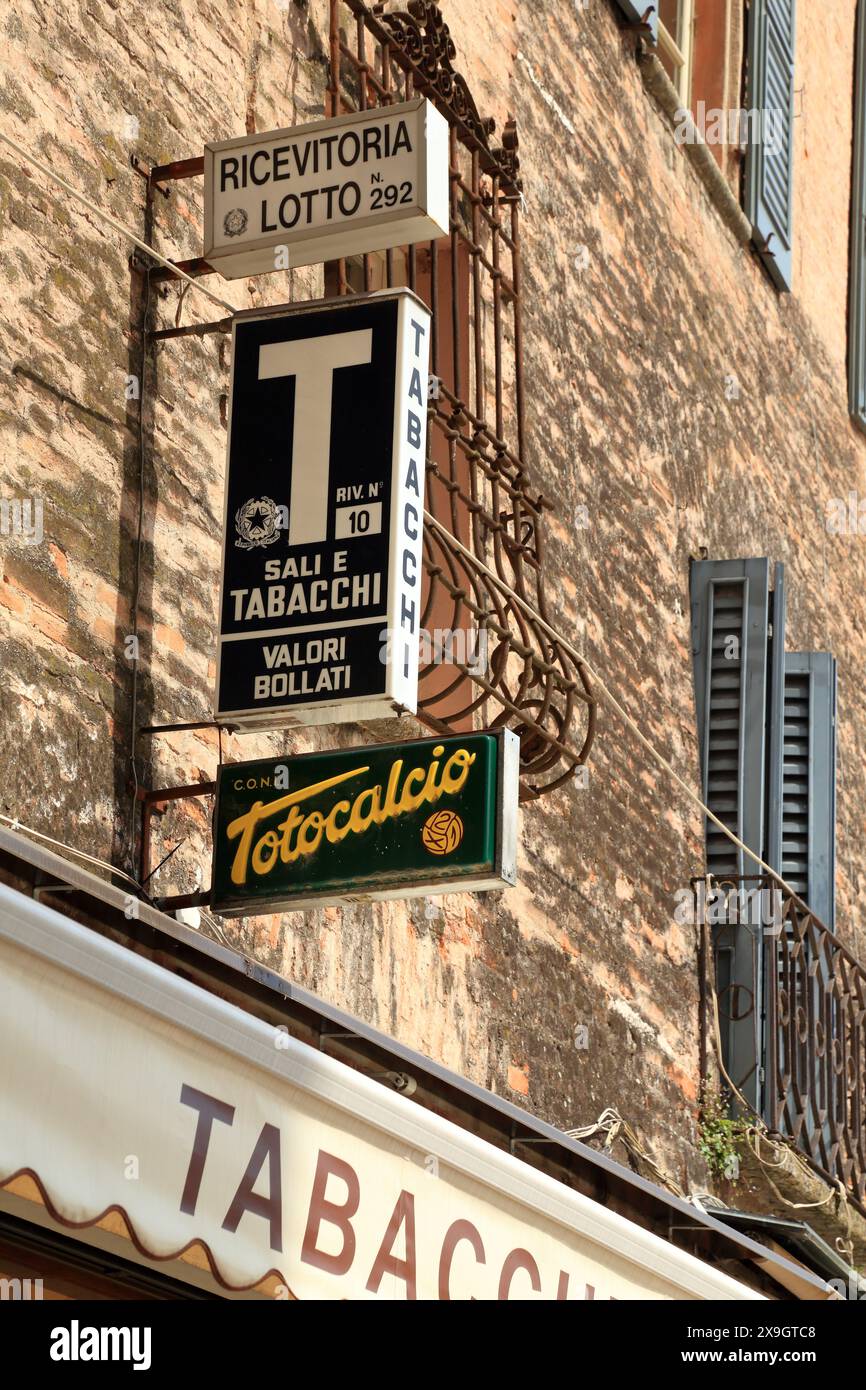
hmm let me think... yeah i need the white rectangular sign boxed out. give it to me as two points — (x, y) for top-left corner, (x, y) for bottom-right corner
(204, 98), (449, 279)
(215, 289), (430, 729)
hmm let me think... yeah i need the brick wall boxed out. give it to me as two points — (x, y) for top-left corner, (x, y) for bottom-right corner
(2, 0), (865, 1195)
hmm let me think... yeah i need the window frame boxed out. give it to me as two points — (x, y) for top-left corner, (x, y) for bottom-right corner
(849, 0), (866, 430)
(658, 0), (696, 103)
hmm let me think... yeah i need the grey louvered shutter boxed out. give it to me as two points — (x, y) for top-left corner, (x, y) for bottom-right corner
(765, 562), (787, 878)
(691, 559), (778, 1113)
(691, 559), (772, 879)
(777, 653), (837, 930)
(745, 0), (797, 291)
(612, 2), (659, 43)
(850, 0), (866, 428)
(769, 654), (837, 1152)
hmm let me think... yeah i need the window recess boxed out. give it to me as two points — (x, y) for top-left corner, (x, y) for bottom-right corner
(658, 0), (695, 102)
(689, 559), (864, 1218)
(626, 0), (797, 290)
(327, 0), (596, 798)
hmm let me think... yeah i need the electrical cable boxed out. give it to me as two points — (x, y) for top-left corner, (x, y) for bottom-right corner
(423, 510), (814, 909)
(566, 1106), (686, 1198)
(0, 129), (235, 314)
(0, 813), (146, 896)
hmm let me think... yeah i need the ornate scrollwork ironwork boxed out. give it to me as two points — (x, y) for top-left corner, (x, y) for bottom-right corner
(698, 874), (866, 1213)
(361, 0), (521, 191)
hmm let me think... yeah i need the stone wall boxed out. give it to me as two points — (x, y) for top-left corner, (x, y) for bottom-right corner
(2, 0), (865, 1196)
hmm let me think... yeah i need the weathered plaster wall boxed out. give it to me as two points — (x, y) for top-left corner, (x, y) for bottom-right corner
(2, 0), (865, 1196)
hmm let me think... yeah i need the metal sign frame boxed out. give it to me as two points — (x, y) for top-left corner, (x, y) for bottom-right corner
(210, 729), (519, 915)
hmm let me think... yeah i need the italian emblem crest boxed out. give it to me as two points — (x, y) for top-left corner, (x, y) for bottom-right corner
(223, 207), (248, 238)
(234, 497), (281, 550)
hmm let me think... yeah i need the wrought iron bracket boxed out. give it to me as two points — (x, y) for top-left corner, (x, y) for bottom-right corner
(136, 782), (216, 896)
(620, 6), (658, 39)
(149, 156), (205, 183)
(129, 153), (170, 198)
(148, 256), (217, 285)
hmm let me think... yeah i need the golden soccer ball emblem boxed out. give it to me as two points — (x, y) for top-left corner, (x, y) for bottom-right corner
(421, 809), (464, 856)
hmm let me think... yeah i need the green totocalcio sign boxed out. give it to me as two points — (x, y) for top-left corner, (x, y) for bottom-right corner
(211, 730), (519, 915)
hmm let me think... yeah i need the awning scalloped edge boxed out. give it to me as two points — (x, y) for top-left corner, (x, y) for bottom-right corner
(0, 1168), (294, 1297)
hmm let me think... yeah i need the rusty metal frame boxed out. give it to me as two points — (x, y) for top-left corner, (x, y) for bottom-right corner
(137, 782), (215, 910)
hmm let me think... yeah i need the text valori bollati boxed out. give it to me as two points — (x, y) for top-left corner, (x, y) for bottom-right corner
(210, 731), (519, 914)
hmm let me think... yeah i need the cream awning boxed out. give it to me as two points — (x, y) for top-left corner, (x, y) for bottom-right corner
(0, 881), (765, 1300)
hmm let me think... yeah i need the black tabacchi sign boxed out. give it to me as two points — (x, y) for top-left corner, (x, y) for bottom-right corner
(215, 289), (431, 730)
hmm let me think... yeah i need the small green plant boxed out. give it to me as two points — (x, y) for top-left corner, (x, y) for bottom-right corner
(698, 1083), (747, 1181)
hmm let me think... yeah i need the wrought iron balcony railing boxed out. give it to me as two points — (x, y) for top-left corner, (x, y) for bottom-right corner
(695, 874), (866, 1213)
